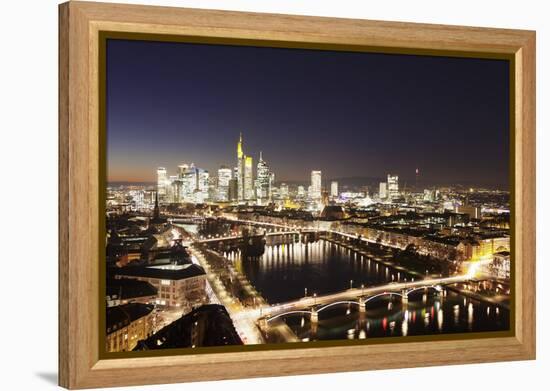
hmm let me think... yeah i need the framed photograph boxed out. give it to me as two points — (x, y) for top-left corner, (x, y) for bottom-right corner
(59, 1), (536, 389)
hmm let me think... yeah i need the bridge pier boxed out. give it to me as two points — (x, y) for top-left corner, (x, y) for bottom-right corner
(401, 290), (409, 304)
(359, 298), (366, 313)
(310, 309), (318, 323)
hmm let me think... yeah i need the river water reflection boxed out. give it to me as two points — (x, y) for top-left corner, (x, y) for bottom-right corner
(227, 240), (509, 340)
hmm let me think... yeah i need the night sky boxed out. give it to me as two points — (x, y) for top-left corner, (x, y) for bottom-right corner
(106, 39), (510, 188)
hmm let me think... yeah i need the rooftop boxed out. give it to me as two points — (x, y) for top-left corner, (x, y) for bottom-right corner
(115, 263), (206, 281)
(106, 303), (154, 334)
(106, 278), (158, 300)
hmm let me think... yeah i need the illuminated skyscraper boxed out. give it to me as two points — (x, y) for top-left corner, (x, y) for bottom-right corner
(379, 182), (387, 200)
(237, 133), (244, 201)
(180, 163), (197, 202)
(196, 168), (209, 203)
(217, 166), (232, 201)
(310, 170), (322, 200)
(244, 156), (254, 200)
(330, 181), (338, 198)
(177, 163), (208, 203)
(236, 133), (254, 201)
(178, 164), (189, 178)
(387, 174), (399, 201)
(166, 175), (178, 203)
(256, 151), (272, 203)
(157, 167), (167, 200)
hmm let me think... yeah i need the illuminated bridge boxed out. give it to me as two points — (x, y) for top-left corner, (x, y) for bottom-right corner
(195, 230), (319, 244)
(231, 274), (475, 326)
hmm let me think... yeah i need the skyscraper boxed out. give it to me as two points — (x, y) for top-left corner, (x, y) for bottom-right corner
(379, 182), (387, 200)
(236, 133), (255, 201)
(178, 164), (189, 178)
(244, 156), (254, 200)
(196, 168), (209, 203)
(180, 163), (197, 202)
(256, 151), (272, 203)
(330, 181), (338, 198)
(387, 174), (399, 201)
(310, 170), (322, 200)
(157, 167), (167, 200)
(237, 133), (244, 201)
(217, 166), (232, 201)
(166, 175), (178, 203)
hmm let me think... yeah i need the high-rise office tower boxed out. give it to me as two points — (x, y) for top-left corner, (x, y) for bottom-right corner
(310, 170), (322, 200)
(217, 166), (232, 201)
(256, 151), (271, 203)
(196, 169), (209, 203)
(387, 174), (399, 201)
(228, 178), (238, 201)
(235, 133), (253, 201)
(330, 181), (338, 198)
(180, 163), (197, 202)
(157, 167), (167, 200)
(237, 133), (244, 201)
(379, 182), (387, 200)
(178, 164), (189, 178)
(236, 133), (255, 201)
(244, 156), (254, 200)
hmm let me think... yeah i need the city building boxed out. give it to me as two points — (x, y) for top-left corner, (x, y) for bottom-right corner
(196, 168), (209, 203)
(166, 175), (178, 202)
(134, 304), (242, 350)
(106, 303), (155, 352)
(174, 164), (210, 203)
(387, 174), (399, 201)
(243, 156), (254, 200)
(280, 183), (289, 199)
(491, 251), (511, 279)
(379, 182), (387, 200)
(157, 167), (167, 200)
(217, 166), (232, 201)
(331, 181), (338, 198)
(236, 133), (255, 201)
(228, 178), (238, 201)
(178, 164), (189, 177)
(455, 203), (482, 219)
(320, 205), (346, 220)
(310, 170), (322, 200)
(106, 278), (158, 307)
(115, 263), (207, 310)
(256, 151), (272, 203)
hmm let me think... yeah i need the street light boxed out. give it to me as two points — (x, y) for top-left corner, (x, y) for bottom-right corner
(361, 284), (365, 296)
(313, 293), (317, 306)
(304, 287), (308, 297)
(350, 279), (353, 290)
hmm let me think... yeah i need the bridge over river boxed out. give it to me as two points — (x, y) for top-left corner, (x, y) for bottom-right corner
(232, 273), (476, 329)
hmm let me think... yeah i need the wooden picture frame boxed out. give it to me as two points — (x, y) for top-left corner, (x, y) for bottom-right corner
(59, 1), (536, 389)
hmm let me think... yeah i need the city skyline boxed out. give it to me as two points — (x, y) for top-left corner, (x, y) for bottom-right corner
(106, 39), (510, 187)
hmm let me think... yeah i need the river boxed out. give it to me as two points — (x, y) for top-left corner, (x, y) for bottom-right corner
(227, 240), (509, 341)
